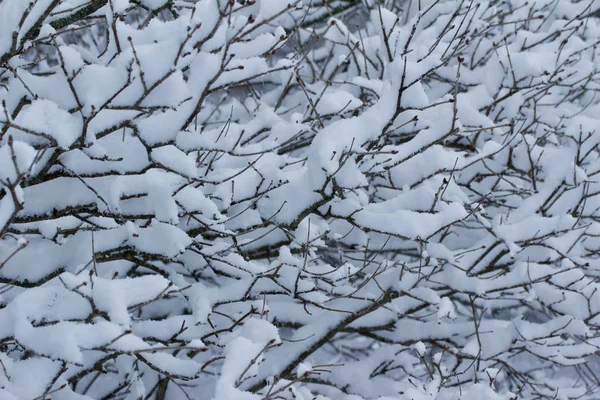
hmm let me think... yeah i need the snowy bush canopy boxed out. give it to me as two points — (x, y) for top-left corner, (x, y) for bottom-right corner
(1, 0), (600, 399)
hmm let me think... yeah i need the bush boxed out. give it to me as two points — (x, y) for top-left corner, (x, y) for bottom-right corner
(1, 0), (600, 399)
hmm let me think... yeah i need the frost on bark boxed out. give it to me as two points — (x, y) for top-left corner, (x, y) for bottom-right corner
(1, 0), (600, 399)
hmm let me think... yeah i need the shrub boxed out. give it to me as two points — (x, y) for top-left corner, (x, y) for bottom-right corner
(1, 1), (600, 399)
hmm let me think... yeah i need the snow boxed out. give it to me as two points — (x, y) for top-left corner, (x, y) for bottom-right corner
(0, 141), (37, 181)
(414, 341), (427, 357)
(11, 100), (82, 149)
(140, 0), (169, 9)
(296, 362), (312, 378)
(0, 0), (56, 59)
(437, 297), (457, 320)
(151, 145), (198, 178)
(92, 275), (173, 325)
